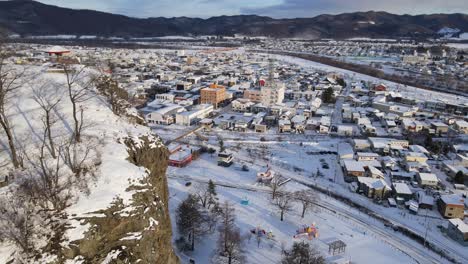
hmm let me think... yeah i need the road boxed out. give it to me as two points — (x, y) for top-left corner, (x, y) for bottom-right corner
(331, 76), (352, 127)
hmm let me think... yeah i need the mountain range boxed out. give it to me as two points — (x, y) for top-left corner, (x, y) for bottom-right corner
(1, 0), (467, 39)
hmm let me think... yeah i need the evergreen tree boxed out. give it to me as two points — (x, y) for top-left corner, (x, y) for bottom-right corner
(282, 242), (325, 264)
(207, 180), (218, 208)
(176, 194), (210, 251)
(321, 87), (334, 103)
(454, 171), (465, 184)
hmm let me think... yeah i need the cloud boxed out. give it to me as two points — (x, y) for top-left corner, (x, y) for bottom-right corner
(32, 0), (468, 18)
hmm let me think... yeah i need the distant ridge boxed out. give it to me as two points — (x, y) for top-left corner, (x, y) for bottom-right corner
(1, 0), (467, 39)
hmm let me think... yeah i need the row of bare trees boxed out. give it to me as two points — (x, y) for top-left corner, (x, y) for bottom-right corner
(0, 35), (103, 259)
(270, 175), (319, 221)
(0, 40), (25, 168)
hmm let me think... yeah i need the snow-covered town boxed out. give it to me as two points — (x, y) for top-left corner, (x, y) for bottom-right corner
(1, 2), (468, 263)
(2, 39), (467, 264)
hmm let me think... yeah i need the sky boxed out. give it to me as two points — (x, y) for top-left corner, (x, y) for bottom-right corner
(32, 0), (468, 19)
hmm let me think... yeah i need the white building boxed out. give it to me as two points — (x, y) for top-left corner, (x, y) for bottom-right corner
(232, 98), (255, 112)
(175, 104), (214, 126)
(261, 81), (285, 107)
(146, 104), (185, 125)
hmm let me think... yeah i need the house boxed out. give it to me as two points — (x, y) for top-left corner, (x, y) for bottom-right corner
(231, 98), (255, 112)
(218, 152), (233, 167)
(417, 191), (434, 209)
(365, 166), (384, 179)
(392, 183), (413, 203)
(447, 219), (468, 246)
(337, 125), (353, 136)
(438, 194), (465, 219)
(357, 177), (390, 199)
(338, 143), (354, 160)
(381, 156), (398, 170)
(405, 152), (428, 163)
(356, 152), (380, 161)
(416, 172), (439, 188)
(342, 160), (366, 181)
(405, 161), (431, 173)
(431, 121), (449, 135)
(168, 144), (193, 167)
(454, 120), (468, 134)
(390, 171), (414, 182)
(352, 139), (371, 151)
(278, 119), (292, 133)
(409, 145), (430, 155)
(374, 84), (387, 91)
(291, 115), (306, 134)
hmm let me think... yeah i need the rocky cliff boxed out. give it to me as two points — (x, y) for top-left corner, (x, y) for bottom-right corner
(64, 134), (179, 264)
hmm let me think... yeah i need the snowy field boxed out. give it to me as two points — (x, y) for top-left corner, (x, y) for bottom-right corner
(154, 123), (453, 263)
(271, 54), (468, 104)
(166, 151), (444, 264)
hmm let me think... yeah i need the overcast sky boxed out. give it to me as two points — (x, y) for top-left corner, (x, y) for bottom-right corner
(33, 0), (467, 18)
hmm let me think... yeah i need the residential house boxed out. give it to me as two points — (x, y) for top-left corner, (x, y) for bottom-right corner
(353, 139), (371, 151)
(416, 172), (439, 188)
(392, 183), (413, 203)
(454, 120), (468, 134)
(356, 152), (380, 161)
(357, 177), (390, 199)
(438, 194), (465, 219)
(232, 98), (255, 112)
(447, 219), (468, 246)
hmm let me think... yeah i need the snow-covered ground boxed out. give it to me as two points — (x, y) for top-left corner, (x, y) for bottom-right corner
(154, 123), (456, 263)
(271, 54), (468, 105)
(166, 152), (445, 264)
(0, 65), (153, 261)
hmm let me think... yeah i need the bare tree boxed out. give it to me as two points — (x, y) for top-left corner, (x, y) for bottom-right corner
(20, 132), (73, 211)
(0, 41), (25, 168)
(61, 136), (100, 180)
(32, 83), (62, 159)
(219, 201), (236, 253)
(273, 192), (293, 222)
(294, 190), (318, 218)
(217, 201), (243, 264)
(270, 174), (285, 200)
(193, 182), (210, 208)
(0, 193), (39, 257)
(62, 64), (96, 143)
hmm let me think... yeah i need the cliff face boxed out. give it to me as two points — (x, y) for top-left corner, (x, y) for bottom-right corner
(65, 134), (179, 264)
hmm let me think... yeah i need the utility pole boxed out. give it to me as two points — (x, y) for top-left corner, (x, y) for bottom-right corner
(423, 208), (429, 248)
